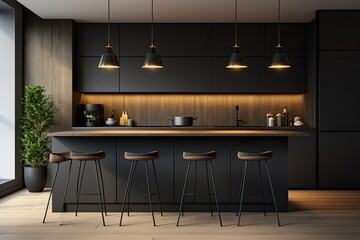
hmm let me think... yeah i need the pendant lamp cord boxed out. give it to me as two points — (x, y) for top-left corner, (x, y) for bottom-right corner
(277, 0), (281, 46)
(234, 0), (238, 46)
(151, 0), (154, 46)
(107, 0), (110, 46)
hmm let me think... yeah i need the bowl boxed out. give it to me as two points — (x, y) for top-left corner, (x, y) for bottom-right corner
(105, 118), (117, 126)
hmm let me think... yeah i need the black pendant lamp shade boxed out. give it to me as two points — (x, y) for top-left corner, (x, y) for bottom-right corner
(268, 0), (290, 69)
(142, 0), (163, 69)
(226, 0), (247, 69)
(98, 0), (120, 69)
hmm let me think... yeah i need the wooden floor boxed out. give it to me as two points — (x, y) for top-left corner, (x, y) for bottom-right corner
(0, 190), (360, 240)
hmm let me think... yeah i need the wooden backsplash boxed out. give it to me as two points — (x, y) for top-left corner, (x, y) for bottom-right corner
(77, 94), (306, 127)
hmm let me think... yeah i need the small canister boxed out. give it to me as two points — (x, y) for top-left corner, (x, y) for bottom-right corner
(276, 113), (283, 126)
(266, 113), (274, 126)
(268, 117), (275, 127)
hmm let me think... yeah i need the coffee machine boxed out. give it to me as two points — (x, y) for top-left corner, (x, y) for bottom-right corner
(79, 104), (104, 127)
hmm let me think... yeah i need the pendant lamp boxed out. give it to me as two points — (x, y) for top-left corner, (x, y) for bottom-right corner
(98, 0), (120, 69)
(226, 0), (247, 69)
(268, 0), (290, 69)
(142, 0), (163, 69)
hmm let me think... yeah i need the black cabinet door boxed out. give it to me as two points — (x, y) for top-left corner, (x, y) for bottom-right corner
(265, 57), (307, 93)
(120, 24), (150, 57)
(120, 57), (212, 93)
(174, 138), (231, 204)
(77, 57), (120, 92)
(155, 24), (212, 56)
(77, 23), (120, 57)
(288, 130), (316, 189)
(319, 10), (360, 50)
(319, 132), (360, 188)
(51, 137), (117, 211)
(319, 51), (360, 131)
(212, 57), (265, 93)
(265, 23), (308, 57)
(212, 24), (265, 57)
(117, 138), (174, 204)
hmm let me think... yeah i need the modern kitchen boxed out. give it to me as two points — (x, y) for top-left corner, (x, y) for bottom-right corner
(0, 0), (360, 239)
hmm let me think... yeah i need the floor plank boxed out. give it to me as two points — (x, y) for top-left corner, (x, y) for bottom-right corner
(0, 190), (359, 240)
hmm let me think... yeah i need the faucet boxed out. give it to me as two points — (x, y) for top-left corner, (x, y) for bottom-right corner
(235, 105), (243, 126)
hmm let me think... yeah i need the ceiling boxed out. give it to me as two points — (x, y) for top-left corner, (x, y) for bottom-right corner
(16, 0), (360, 23)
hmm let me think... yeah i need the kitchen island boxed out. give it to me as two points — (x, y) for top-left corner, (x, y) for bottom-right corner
(48, 128), (308, 213)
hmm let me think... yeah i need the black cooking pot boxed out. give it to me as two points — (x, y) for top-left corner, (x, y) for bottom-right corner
(168, 116), (198, 126)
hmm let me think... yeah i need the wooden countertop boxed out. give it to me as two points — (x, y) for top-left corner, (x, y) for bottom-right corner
(48, 129), (309, 137)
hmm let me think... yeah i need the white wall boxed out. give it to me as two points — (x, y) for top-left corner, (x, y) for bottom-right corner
(0, 9), (15, 180)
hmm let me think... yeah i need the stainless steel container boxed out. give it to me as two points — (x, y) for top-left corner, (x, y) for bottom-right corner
(168, 116), (197, 126)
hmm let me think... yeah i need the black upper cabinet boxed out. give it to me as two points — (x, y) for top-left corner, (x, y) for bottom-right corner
(265, 57), (307, 93)
(213, 57), (265, 93)
(120, 57), (211, 93)
(155, 24), (212, 56)
(319, 51), (360, 131)
(77, 57), (119, 92)
(319, 11), (360, 50)
(120, 24), (150, 56)
(77, 23), (120, 57)
(265, 23), (308, 57)
(212, 24), (265, 57)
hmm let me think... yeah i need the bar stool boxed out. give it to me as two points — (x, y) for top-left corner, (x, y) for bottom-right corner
(236, 151), (280, 226)
(177, 151), (222, 226)
(43, 152), (72, 223)
(71, 151), (107, 226)
(120, 151), (163, 226)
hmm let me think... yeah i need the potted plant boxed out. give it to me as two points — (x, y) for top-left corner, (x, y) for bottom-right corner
(19, 85), (56, 192)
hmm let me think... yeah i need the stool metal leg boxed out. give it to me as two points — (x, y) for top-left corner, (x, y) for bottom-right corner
(237, 160), (248, 226)
(208, 160), (222, 227)
(145, 160), (156, 226)
(236, 161), (247, 216)
(75, 161), (86, 216)
(96, 160), (107, 216)
(43, 163), (60, 223)
(151, 160), (163, 216)
(94, 160), (106, 226)
(177, 161), (191, 226)
(264, 160), (281, 226)
(120, 161), (135, 226)
(193, 161), (197, 202)
(258, 161), (266, 216)
(127, 161), (137, 216)
(205, 159), (213, 216)
(61, 160), (73, 213)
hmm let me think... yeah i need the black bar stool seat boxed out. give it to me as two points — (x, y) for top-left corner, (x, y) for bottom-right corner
(236, 150), (280, 226)
(120, 151), (163, 226)
(177, 151), (222, 227)
(71, 151), (107, 226)
(43, 152), (71, 223)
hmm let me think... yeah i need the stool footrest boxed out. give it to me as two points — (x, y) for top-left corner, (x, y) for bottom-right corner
(184, 193), (215, 197)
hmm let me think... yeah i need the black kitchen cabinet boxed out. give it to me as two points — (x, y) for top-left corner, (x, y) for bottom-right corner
(319, 51), (360, 131)
(212, 57), (265, 93)
(77, 57), (120, 92)
(77, 23), (120, 57)
(120, 24), (150, 57)
(318, 10), (360, 50)
(117, 138), (174, 204)
(174, 138), (231, 203)
(265, 57), (307, 93)
(265, 23), (308, 57)
(212, 24), (265, 57)
(120, 57), (212, 93)
(288, 130), (317, 189)
(51, 137), (117, 211)
(319, 132), (360, 188)
(155, 24), (212, 56)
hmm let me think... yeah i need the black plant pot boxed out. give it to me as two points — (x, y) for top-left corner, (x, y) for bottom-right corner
(23, 166), (47, 192)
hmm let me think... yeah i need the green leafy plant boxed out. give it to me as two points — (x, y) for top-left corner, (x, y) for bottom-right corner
(19, 85), (56, 167)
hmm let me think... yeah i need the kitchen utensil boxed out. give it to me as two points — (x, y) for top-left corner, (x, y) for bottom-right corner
(168, 116), (197, 126)
(105, 118), (117, 126)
